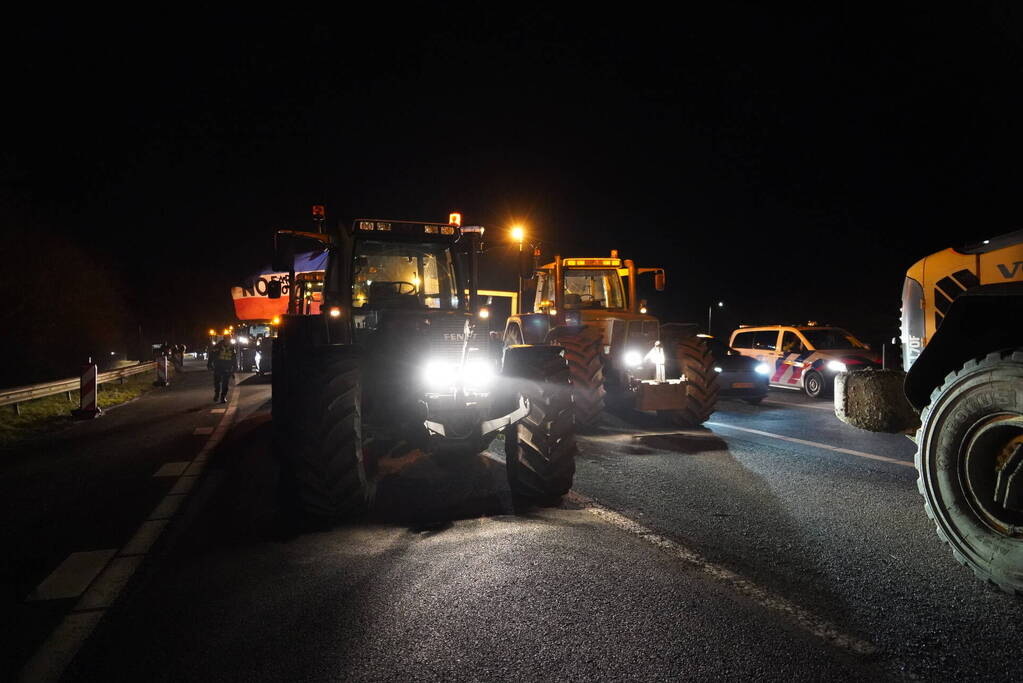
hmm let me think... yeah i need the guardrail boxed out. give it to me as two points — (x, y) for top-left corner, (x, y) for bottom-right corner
(0, 362), (157, 415)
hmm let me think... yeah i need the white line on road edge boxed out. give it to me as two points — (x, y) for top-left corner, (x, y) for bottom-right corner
(705, 421), (914, 469)
(759, 398), (834, 412)
(565, 492), (877, 656)
(18, 390), (242, 683)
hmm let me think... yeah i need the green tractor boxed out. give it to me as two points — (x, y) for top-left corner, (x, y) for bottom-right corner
(268, 214), (577, 518)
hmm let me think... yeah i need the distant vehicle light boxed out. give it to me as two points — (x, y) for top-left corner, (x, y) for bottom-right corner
(755, 363), (771, 375)
(229, 338), (237, 345)
(478, 307), (490, 319)
(639, 307), (648, 314)
(449, 212), (462, 226)
(548, 308), (557, 316)
(208, 329), (216, 336)
(714, 366), (723, 373)
(329, 307), (341, 318)
(624, 350), (643, 368)
(271, 316), (281, 325)
(237, 336), (249, 345)
(827, 360), (847, 372)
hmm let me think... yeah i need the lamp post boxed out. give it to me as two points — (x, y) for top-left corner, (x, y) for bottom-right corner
(511, 225), (525, 314)
(708, 301), (724, 335)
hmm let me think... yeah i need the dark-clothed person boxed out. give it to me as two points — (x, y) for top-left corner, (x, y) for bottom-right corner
(208, 339), (237, 403)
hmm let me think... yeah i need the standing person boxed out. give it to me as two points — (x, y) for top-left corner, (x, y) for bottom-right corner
(207, 338), (237, 403)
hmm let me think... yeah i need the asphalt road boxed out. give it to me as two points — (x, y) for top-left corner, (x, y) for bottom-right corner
(7, 370), (1022, 681)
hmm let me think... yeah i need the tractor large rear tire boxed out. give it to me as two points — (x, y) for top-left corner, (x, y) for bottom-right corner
(915, 349), (1023, 594)
(555, 326), (605, 429)
(505, 348), (578, 499)
(664, 333), (719, 427)
(277, 347), (368, 519)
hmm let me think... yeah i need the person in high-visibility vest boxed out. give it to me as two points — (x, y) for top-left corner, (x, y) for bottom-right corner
(207, 338), (238, 403)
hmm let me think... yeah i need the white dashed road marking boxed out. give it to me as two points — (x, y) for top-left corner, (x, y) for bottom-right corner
(152, 461), (189, 477)
(26, 550), (118, 601)
(706, 421), (914, 468)
(565, 492), (877, 656)
(19, 389), (242, 683)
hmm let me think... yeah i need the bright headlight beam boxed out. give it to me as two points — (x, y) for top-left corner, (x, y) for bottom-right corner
(755, 363), (771, 375)
(827, 360), (848, 373)
(623, 350), (643, 368)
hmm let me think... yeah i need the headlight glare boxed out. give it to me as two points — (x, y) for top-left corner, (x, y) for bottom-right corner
(827, 360), (848, 373)
(462, 360), (495, 391)
(422, 360), (455, 390)
(755, 363), (771, 375)
(623, 350), (643, 368)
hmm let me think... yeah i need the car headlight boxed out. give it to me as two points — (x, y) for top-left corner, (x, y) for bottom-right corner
(713, 366), (723, 373)
(237, 336), (249, 345)
(827, 360), (847, 373)
(623, 350), (643, 368)
(755, 363), (771, 375)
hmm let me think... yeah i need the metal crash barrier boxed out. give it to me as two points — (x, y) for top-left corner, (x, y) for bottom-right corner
(0, 362), (157, 416)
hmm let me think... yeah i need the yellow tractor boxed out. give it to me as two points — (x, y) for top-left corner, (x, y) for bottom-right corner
(835, 229), (1023, 593)
(503, 252), (717, 428)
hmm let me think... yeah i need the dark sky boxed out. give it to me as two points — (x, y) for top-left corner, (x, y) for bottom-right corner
(3, 5), (1023, 377)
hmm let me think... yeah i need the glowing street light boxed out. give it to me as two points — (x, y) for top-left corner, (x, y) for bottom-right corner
(511, 225), (525, 244)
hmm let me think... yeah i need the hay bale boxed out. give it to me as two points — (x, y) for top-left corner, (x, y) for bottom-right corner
(834, 369), (920, 433)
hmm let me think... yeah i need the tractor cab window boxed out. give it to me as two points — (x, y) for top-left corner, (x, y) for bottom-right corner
(541, 269), (625, 310)
(352, 240), (458, 310)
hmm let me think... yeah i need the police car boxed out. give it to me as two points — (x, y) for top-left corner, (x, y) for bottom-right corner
(728, 324), (881, 398)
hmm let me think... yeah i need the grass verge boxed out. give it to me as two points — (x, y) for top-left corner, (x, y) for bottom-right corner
(0, 370), (164, 447)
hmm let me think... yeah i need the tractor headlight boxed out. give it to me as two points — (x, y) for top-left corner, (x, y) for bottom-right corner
(422, 360), (456, 391)
(714, 366), (723, 373)
(827, 360), (847, 373)
(237, 336), (249, 345)
(755, 363), (771, 375)
(462, 360), (495, 392)
(623, 350), (644, 368)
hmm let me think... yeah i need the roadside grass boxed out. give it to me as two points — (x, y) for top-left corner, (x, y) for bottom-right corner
(0, 370), (164, 447)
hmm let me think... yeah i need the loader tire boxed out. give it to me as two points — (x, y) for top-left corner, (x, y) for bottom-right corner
(505, 349), (578, 499)
(665, 334), (718, 427)
(555, 326), (605, 429)
(915, 349), (1023, 595)
(277, 347), (368, 520)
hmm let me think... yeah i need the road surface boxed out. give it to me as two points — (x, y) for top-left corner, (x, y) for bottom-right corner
(4, 363), (1020, 681)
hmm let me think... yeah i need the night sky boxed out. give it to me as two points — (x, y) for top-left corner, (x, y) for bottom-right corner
(3, 6), (1022, 384)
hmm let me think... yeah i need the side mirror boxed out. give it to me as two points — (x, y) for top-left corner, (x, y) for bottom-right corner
(267, 280), (282, 299)
(654, 271), (666, 291)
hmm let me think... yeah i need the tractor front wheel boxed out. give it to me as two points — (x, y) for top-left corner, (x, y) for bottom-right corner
(504, 348), (578, 499)
(554, 326), (605, 429)
(915, 349), (1023, 594)
(276, 346), (368, 520)
(664, 333), (718, 427)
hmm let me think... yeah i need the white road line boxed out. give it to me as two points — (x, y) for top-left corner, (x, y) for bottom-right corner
(147, 494), (186, 520)
(565, 492), (877, 656)
(152, 461), (189, 477)
(74, 556), (144, 611)
(169, 476), (197, 495)
(17, 611), (104, 683)
(759, 399), (834, 412)
(705, 421), (914, 468)
(26, 550), (117, 601)
(193, 426), (214, 435)
(119, 520), (169, 556)
(19, 389), (242, 683)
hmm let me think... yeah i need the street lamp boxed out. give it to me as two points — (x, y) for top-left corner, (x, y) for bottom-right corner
(708, 301), (724, 335)
(511, 225), (526, 315)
